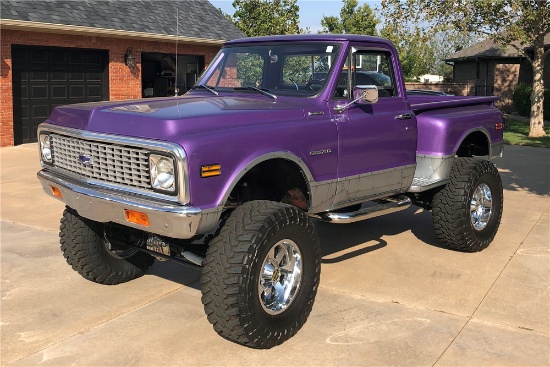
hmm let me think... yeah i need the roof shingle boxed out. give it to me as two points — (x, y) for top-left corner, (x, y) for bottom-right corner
(445, 33), (550, 61)
(1, 0), (244, 41)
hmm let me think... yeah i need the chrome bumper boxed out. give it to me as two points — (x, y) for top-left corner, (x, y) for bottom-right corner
(37, 170), (202, 239)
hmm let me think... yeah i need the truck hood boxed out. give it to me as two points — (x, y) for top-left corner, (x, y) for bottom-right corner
(45, 94), (310, 142)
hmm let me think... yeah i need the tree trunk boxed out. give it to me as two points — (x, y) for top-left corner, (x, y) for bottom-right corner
(528, 33), (547, 138)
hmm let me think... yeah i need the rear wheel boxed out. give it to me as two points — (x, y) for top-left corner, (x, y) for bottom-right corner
(432, 158), (503, 252)
(60, 207), (154, 284)
(201, 200), (321, 349)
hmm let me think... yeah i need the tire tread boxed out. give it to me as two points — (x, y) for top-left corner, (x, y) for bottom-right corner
(201, 200), (320, 349)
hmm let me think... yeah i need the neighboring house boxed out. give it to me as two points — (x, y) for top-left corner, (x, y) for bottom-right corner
(444, 34), (550, 111)
(0, 0), (244, 146)
(417, 74), (444, 83)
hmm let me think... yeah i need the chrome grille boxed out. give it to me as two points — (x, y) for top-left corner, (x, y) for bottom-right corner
(51, 134), (151, 190)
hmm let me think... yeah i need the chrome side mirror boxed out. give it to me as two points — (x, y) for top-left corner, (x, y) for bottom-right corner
(354, 85), (378, 104)
(334, 85), (378, 113)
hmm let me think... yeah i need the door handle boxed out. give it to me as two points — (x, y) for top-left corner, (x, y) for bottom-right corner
(395, 113), (413, 120)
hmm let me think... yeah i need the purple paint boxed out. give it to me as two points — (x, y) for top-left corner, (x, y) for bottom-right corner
(41, 34), (504, 209)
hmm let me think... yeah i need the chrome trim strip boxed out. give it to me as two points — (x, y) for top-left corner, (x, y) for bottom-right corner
(309, 179), (339, 213)
(409, 154), (454, 193)
(38, 170), (201, 239)
(490, 141), (504, 160)
(413, 154), (454, 180)
(408, 177), (449, 193)
(38, 124), (189, 204)
(331, 164), (416, 209)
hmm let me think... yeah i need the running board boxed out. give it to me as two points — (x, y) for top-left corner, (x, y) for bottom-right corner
(312, 195), (412, 224)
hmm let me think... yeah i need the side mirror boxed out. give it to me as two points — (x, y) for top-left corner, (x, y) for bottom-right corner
(334, 85), (379, 113)
(354, 85), (378, 104)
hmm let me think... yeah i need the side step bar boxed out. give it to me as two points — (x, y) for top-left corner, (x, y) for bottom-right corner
(312, 195), (412, 224)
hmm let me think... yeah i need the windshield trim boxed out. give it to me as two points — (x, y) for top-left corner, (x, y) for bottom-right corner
(194, 41), (344, 99)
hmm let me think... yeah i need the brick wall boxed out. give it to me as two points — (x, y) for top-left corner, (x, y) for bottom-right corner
(1, 35), (13, 147)
(0, 29), (220, 146)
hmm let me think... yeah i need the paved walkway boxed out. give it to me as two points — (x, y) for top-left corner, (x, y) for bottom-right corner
(1, 144), (549, 366)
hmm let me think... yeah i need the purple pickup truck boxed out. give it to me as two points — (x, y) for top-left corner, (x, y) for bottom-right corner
(37, 35), (505, 348)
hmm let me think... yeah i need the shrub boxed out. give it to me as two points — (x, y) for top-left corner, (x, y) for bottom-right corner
(512, 83), (532, 117)
(512, 83), (550, 120)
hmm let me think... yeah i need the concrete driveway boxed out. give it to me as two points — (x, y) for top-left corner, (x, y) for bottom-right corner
(1, 144), (549, 366)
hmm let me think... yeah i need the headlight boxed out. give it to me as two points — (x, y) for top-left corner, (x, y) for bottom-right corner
(40, 134), (52, 163)
(150, 154), (175, 192)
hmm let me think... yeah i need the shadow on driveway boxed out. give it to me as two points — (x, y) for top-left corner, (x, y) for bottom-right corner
(494, 145), (550, 196)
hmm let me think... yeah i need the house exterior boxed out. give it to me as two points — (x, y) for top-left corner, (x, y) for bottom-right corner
(0, 0), (244, 146)
(444, 34), (550, 111)
(417, 74), (444, 83)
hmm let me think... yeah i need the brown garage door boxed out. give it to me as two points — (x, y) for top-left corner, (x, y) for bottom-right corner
(12, 46), (109, 144)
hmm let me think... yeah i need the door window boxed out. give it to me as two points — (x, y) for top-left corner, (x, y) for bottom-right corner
(334, 50), (397, 99)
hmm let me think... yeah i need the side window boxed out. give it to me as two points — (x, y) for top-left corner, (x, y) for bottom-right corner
(334, 50), (397, 99)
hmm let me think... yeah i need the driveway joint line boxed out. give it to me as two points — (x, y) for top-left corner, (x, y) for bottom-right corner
(431, 211), (544, 366)
(6, 285), (185, 365)
(319, 285), (470, 318)
(468, 317), (550, 336)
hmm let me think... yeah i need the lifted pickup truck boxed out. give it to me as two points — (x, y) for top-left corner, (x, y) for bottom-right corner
(37, 34), (504, 348)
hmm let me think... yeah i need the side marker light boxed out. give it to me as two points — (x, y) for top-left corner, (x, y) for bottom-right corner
(124, 209), (150, 227)
(50, 186), (63, 199)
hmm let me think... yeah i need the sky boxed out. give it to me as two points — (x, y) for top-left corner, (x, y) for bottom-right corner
(209, 0), (382, 34)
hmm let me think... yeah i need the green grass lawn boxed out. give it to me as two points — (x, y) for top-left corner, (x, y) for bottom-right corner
(503, 116), (550, 148)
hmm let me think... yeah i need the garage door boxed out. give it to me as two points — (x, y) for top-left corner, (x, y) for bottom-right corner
(12, 46), (109, 144)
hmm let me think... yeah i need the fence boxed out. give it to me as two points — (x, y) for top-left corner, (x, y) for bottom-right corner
(405, 82), (476, 96)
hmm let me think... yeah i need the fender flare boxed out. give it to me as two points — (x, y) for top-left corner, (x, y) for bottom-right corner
(453, 127), (491, 156)
(217, 151), (315, 209)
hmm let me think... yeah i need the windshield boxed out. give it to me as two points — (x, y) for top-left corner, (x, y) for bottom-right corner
(195, 43), (341, 97)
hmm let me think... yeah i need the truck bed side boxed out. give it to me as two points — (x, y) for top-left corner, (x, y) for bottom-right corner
(407, 95), (504, 193)
(409, 95), (504, 157)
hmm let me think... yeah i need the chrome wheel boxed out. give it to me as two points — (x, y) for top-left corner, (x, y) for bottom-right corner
(470, 182), (493, 231)
(258, 239), (302, 315)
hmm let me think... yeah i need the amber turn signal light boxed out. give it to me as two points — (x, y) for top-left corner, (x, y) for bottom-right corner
(50, 185), (63, 199)
(124, 209), (150, 227)
(201, 164), (221, 178)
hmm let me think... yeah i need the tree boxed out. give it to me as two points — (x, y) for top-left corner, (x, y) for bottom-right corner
(382, 0), (549, 138)
(226, 0), (302, 37)
(380, 24), (436, 80)
(430, 31), (480, 81)
(320, 0), (379, 35)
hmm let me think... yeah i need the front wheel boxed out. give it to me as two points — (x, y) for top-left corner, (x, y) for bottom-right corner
(200, 201), (321, 349)
(432, 158), (503, 252)
(60, 207), (154, 284)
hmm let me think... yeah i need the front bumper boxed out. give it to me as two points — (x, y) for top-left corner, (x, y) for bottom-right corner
(38, 170), (202, 239)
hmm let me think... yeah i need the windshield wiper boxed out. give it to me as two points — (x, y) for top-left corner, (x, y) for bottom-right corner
(191, 84), (218, 96)
(235, 86), (277, 100)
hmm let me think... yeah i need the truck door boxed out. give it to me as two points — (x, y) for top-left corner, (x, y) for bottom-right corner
(329, 47), (417, 209)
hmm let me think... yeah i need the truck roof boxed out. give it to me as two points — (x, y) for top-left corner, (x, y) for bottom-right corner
(224, 34), (393, 47)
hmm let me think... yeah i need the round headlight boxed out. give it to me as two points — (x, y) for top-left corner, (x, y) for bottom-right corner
(150, 155), (175, 191)
(40, 135), (52, 162)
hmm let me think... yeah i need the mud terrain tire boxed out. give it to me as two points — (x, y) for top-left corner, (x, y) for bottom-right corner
(201, 200), (321, 349)
(60, 207), (154, 284)
(432, 158), (503, 252)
